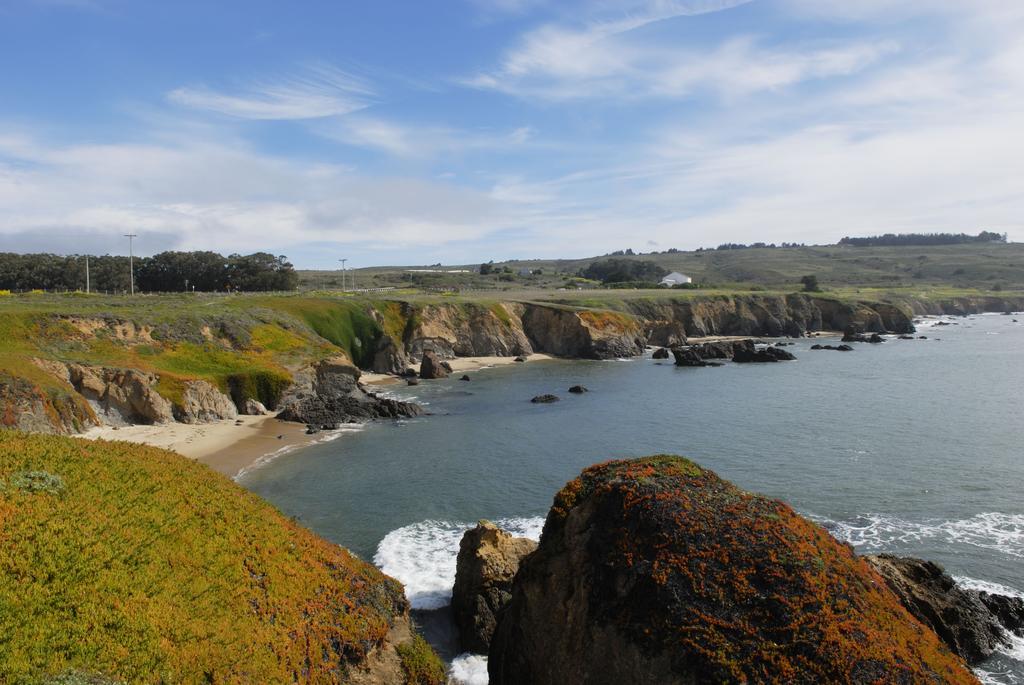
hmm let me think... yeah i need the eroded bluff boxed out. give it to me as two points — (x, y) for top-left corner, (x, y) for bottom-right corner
(488, 456), (978, 685)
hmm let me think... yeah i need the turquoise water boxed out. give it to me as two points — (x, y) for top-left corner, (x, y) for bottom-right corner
(241, 313), (1024, 682)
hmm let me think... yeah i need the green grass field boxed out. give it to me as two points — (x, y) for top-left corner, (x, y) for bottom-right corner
(305, 242), (1024, 293)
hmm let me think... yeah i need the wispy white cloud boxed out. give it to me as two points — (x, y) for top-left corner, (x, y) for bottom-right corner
(315, 116), (537, 158)
(168, 65), (374, 120)
(465, 0), (892, 100)
(0, 127), (503, 258)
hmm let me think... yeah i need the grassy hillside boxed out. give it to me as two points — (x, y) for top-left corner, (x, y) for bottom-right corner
(313, 242), (1024, 292)
(0, 431), (444, 684)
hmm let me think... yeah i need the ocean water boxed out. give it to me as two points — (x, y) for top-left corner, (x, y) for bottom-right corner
(241, 312), (1024, 683)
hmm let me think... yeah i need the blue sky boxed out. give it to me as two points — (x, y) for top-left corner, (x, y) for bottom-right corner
(1, 0), (1022, 267)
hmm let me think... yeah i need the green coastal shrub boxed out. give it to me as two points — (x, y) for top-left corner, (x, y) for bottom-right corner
(8, 470), (65, 494)
(227, 369), (292, 410)
(396, 634), (446, 685)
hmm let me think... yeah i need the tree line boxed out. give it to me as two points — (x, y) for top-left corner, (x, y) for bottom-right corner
(0, 251), (299, 292)
(838, 231), (1007, 247)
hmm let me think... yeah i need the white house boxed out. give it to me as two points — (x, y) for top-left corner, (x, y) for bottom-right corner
(660, 272), (692, 286)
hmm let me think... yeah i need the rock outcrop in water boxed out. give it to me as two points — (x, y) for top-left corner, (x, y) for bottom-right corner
(451, 521), (538, 653)
(488, 456), (977, 685)
(419, 350), (450, 379)
(865, 554), (1024, 664)
(277, 357), (422, 427)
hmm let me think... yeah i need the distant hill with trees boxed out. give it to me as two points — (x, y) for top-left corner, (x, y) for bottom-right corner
(580, 258), (667, 284)
(0, 251), (298, 293)
(839, 231), (1006, 247)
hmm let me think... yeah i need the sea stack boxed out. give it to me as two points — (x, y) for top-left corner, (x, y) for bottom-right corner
(488, 456), (977, 685)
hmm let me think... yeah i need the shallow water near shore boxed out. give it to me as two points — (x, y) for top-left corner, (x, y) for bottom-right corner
(241, 313), (1024, 682)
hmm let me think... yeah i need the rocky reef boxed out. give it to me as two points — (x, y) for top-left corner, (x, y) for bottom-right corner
(488, 456), (978, 684)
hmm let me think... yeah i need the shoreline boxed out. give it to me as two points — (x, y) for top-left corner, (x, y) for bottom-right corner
(360, 352), (555, 385)
(80, 416), (320, 479)
(77, 353), (559, 478)
(74, 338), (844, 479)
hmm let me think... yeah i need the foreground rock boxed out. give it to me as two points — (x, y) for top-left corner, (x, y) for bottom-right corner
(530, 394), (559, 404)
(277, 357), (422, 427)
(651, 347), (670, 359)
(865, 554), (1023, 664)
(568, 385), (588, 394)
(419, 350), (450, 379)
(489, 456), (976, 685)
(451, 521), (538, 653)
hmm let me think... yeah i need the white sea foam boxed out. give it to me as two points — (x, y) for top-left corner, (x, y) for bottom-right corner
(815, 512), (1024, 559)
(976, 666), (1023, 685)
(373, 516), (544, 610)
(953, 576), (1024, 599)
(448, 653), (489, 685)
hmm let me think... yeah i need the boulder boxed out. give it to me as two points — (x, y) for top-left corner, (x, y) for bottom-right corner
(243, 398), (269, 415)
(488, 456), (975, 685)
(277, 358), (422, 426)
(530, 394), (560, 404)
(842, 326), (886, 343)
(67, 364), (174, 425)
(671, 348), (711, 367)
(176, 380), (238, 424)
(460, 375), (471, 381)
(978, 593), (1024, 636)
(513, 356), (527, 363)
(864, 555), (1013, 664)
(419, 351), (450, 379)
(651, 347), (670, 360)
(451, 521), (538, 654)
(732, 345), (797, 363)
(567, 385), (588, 394)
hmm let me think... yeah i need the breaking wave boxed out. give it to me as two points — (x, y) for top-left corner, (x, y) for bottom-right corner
(373, 516), (544, 610)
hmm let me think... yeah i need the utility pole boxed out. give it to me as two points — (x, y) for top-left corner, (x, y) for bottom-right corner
(339, 258), (347, 292)
(85, 255), (90, 294)
(124, 234), (137, 295)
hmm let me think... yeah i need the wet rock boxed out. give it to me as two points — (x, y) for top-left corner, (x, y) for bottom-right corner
(530, 394), (559, 404)
(732, 346), (796, 363)
(419, 351), (451, 380)
(406, 378), (420, 386)
(651, 347), (670, 360)
(842, 326), (885, 343)
(864, 554), (1009, 663)
(513, 356), (527, 363)
(567, 385), (588, 394)
(460, 375), (471, 381)
(452, 521), (538, 653)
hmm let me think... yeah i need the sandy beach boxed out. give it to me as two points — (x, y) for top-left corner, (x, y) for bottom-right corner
(80, 415), (319, 478)
(360, 352), (554, 385)
(77, 353), (556, 478)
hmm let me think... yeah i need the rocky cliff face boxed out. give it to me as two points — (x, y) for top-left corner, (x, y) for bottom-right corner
(489, 456), (978, 685)
(277, 356), (422, 427)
